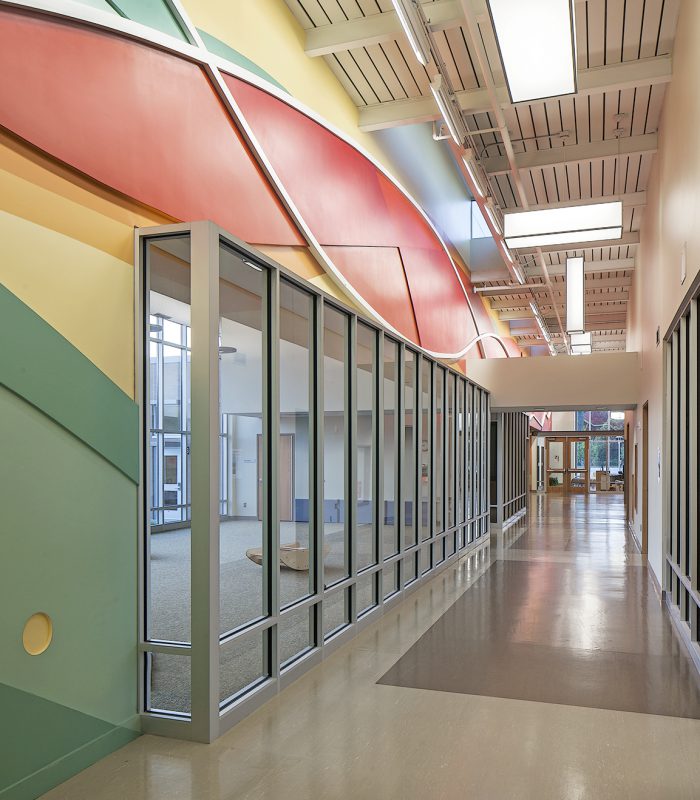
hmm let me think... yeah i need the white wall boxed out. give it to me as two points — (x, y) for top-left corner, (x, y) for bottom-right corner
(467, 352), (640, 411)
(627, 0), (698, 582)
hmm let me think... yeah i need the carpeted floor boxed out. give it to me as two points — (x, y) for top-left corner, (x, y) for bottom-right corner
(149, 520), (395, 712)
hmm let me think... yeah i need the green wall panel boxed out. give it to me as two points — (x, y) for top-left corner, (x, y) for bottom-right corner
(0, 284), (141, 797)
(0, 388), (139, 798)
(0, 284), (138, 483)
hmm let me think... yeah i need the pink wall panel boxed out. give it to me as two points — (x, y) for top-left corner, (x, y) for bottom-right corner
(226, 75), (400, 248)
(399, 247), (478, 354)
(0, 7), (521, 360)
(323, 246), (420, 343)
(0, 10), (303, 246)
(225, 74), (497, 355)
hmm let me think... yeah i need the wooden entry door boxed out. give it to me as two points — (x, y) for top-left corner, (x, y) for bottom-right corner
(546, 438), (566, 493)
(257, 433), (294, 521)
(566, 437), (589, 494)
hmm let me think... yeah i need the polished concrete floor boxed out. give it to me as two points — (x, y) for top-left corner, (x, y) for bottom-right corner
(43, 494), (700, 799)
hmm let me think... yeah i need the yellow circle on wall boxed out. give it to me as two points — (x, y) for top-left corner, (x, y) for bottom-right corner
(22, 613), (53, 656)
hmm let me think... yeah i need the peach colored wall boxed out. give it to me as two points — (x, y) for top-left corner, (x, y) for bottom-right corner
(627, 0), (694, 581)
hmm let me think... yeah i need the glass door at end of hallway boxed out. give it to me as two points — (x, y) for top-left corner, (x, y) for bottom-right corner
(545, 438), (566, 494)
(567, 437), (589, 494)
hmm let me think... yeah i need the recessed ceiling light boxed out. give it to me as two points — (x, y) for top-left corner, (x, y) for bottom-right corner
(504, 201), (623, 248)
(487, 0), (577, 103)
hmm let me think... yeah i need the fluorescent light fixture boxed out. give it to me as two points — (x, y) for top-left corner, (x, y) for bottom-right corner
(569, 332), (591, 347)
(392, 0), (431, 66)
(484, 198), (502, 234)
(504, 201), (623, 248)
(506, 227), (622, 248)
(430, 75), (467, 147)
(243, 260), (263, 272)
(566, 256), (585, 333)
(461, 149), (484, 199)
(487, 0), (577, 103)
(530, 301), (551, 343)
(511, 260), (526, 285)
(571, 343), (592, 354)
(569, 331), (591, 354)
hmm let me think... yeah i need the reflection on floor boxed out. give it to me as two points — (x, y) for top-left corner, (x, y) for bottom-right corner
(380, 495), (700, 718)
(43, 495), (700, 799)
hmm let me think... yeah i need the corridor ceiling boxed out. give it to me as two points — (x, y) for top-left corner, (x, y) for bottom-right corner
(285, 0), (679, 354)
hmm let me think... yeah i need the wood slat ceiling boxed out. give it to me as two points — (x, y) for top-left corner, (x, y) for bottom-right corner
(285, 0), (680, 353)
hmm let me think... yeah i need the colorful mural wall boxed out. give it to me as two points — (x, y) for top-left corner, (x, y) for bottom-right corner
(0, 2), (522, 796)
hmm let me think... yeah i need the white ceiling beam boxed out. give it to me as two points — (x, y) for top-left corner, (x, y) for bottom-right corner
(483, 134), (657, 175)
(478, 276), (632, 295)
(524, 192), (646, 212)
(498, 301), (628, 319)
(304, 0), (462, 57)
(533, 257), (636, 275)
(500, 306), (628, 321)
(489, 292), (630, 310)
(516, 231), (640, 255)
(358, 56), (671, 130)
(471, 257), (635, 284)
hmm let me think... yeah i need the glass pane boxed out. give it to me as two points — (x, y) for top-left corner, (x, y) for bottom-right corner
(433, 538), (444, 565)
(549, 473), (565, 488)
(420, 358), (432, 542)
(456, 380), (465, 524)
(473, 388), (480, 518)
(482, 393), (488, 515)
(435, 368), (445, 531)
(279, 281), (314, 608)
(147, 652), (190, 715)
(447, 372), (455, 528)
(421, 542), (431, 575)
(323, 589), (350, 639)
(147, 235), (191, 643)
(279, 605), (315, 668)
(403, 553), (418, 587)
(383, 339), (399, 559)
(403, 350), (417, 549)
(219, 629), (268, 707)
(446, 531), (456, 558)
(570, 440), (587, 470)
(357, 323), (376, 571)
(383, 561), (399, 600)
(219, 245), (266, 634)
(356, 572), (378, 617)
(466, 384), (472, 520)
(323, 306), (350, 587)
(548, 441), (564, 470)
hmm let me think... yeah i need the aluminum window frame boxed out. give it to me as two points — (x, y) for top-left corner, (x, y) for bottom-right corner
(136, 221), (491, 742)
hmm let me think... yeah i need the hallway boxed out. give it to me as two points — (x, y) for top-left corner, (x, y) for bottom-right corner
(43, 495), (700, 799)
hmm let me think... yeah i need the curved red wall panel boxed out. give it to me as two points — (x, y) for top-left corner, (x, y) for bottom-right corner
(224, 75), (481, 355)
(0, 7), (518, 360)
(0, 11), (303, 246)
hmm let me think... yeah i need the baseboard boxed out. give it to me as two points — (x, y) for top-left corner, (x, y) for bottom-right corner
(647, 560), (663, 603)
(664, 595), (700, 679)
(0, 718), (140, 800)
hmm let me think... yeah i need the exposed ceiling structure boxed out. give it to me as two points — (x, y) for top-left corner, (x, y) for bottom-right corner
(284, 0), (679, 354)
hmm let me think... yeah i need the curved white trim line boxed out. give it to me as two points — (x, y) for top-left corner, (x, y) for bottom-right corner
(0, 0), (517, 361)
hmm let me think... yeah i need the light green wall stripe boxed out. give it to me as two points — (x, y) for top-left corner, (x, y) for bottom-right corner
(0, 284), (138, 483)
(197, 28), (288, 92)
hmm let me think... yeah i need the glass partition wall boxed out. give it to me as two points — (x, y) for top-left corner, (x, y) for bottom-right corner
(137, 222), (490, 742)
